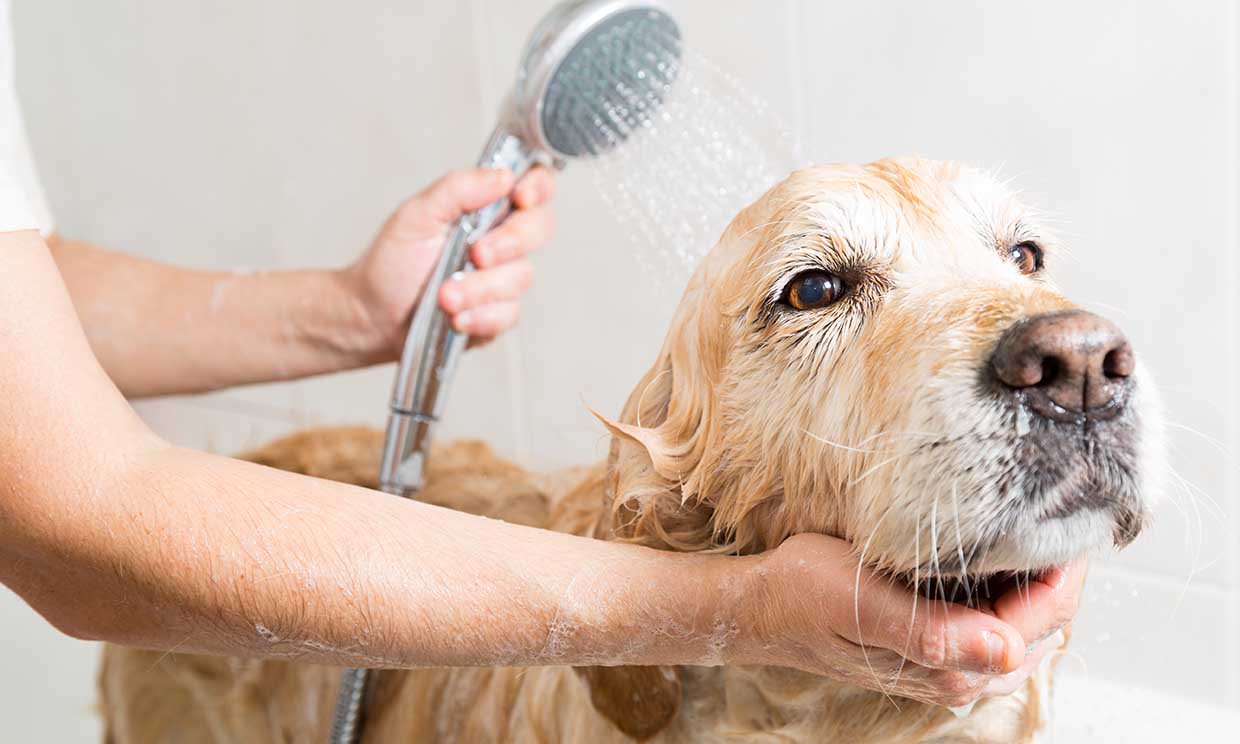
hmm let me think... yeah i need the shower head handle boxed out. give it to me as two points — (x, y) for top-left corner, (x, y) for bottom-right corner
(380, 126), (539, 494)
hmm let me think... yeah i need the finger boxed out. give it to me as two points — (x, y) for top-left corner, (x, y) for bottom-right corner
(512, 166), (556, 209)
(451, 301), (520, 338)
(471, 206), (556, 268)
(992, 559), (1088, 645)
(837, 566), (1024, 675)
(416, 168), (516, 223)
(981, 628), (1065, 699)
(921, 670), (989, 708)
(439, 261), (533, 314)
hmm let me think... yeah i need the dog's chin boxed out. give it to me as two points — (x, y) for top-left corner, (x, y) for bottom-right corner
(885, 392), (1154, 605)
(901, 505), (1147, 607)
(982, 505), (1124, 572)
(860, 485), (1145, 608)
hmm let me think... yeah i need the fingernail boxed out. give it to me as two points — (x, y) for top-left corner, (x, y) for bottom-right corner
(983, 632), (1008, 673)
(455, 311), (473, 332)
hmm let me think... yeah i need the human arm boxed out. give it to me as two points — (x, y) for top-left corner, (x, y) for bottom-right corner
(47, 167), (555, 398)
(4, 227), (726, 669)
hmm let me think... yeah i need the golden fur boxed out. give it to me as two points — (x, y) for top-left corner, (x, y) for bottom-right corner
(100, 158), (1159, 743)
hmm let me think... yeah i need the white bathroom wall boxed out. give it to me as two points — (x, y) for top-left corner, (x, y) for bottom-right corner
(4, 0), (1238, 740)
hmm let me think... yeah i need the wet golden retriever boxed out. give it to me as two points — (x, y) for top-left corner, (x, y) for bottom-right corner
(100, 158), (1163, 743)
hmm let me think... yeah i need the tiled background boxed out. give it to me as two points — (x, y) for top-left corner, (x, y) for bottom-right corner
(3, 1), (1237, 740)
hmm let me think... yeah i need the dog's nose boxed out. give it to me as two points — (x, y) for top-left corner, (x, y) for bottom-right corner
(991, 310), (1133, 420)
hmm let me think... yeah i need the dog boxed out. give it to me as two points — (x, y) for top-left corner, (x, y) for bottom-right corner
(99, 157), (1163, 743)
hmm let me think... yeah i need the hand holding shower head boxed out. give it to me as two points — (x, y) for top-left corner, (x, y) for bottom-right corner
(331, 4), (682, 742)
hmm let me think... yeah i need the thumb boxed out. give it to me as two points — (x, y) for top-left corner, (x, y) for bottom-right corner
(835, 562), (1025, 675)
(416, 168), (516, 223)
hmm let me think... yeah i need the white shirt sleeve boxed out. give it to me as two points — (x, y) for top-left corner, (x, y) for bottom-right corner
(0, 0), (54, 235)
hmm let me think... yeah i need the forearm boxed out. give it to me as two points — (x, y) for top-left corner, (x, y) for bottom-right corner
(48, 235), (384, 397)
(4, 440), (734, 668)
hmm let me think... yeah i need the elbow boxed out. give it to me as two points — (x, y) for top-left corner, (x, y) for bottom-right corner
(43, 611), (106, 643)
(20, 591), (126, 644)
(3, 575), (151, 646)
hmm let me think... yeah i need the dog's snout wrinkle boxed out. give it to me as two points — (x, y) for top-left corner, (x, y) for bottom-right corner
(991, 310), (1133, 422)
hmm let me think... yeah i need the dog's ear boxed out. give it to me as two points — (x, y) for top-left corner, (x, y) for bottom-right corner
(592, 284), (739, 551)
(575, 665), (682, 740)
(593, 371), (716, 549)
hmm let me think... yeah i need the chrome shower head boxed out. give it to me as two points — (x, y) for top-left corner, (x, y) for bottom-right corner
(506, 0), (682, 159)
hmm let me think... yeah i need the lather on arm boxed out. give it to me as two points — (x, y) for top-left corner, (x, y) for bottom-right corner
(0, 230), (1077, 707)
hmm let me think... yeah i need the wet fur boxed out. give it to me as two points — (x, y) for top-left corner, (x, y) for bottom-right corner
(100, 158), (1159, 743)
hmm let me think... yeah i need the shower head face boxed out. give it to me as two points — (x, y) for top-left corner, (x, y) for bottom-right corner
(513, 1), (682, 160)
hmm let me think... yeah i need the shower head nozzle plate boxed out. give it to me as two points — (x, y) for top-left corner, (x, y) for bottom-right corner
(512, 1), (682, 160)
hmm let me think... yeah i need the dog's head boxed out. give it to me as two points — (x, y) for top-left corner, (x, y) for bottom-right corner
(600, 156), (1163, 584)
(584, 158), (1165, 738)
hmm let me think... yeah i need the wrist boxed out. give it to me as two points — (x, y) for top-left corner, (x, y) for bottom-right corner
(314, 267), (402, 367)
(604, 548), (760, 667)
(711, 553), (769, 666)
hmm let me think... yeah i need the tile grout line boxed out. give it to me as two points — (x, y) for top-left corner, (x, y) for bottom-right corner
(784, 0), (807, 164)
(1226, 0), (1240, 711)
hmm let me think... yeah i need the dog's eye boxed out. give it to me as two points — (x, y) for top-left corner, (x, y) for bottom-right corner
(1007, 241), (1043, 275)
(783, 270), (846, 311)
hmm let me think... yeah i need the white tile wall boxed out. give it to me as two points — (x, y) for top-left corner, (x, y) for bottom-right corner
(5, 0), (1237, 739)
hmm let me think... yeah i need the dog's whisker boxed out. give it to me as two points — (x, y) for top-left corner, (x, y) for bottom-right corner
(1165, 461), (1225, 523)
(1162, 422), (1238, 514)
(890, 499), (928, 703)
(801, 429), (878, 454)
(929, 492), (947, 609)
(849, 452), (911, 488)
(1161, 465), (1219, 617)
(853, 504), (900, 707)
(1164, 464), (1217, 572)
(947, 482), (973, 606)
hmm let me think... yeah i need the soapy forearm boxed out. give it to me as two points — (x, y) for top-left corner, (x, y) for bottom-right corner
(7, 439), (738, 669)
